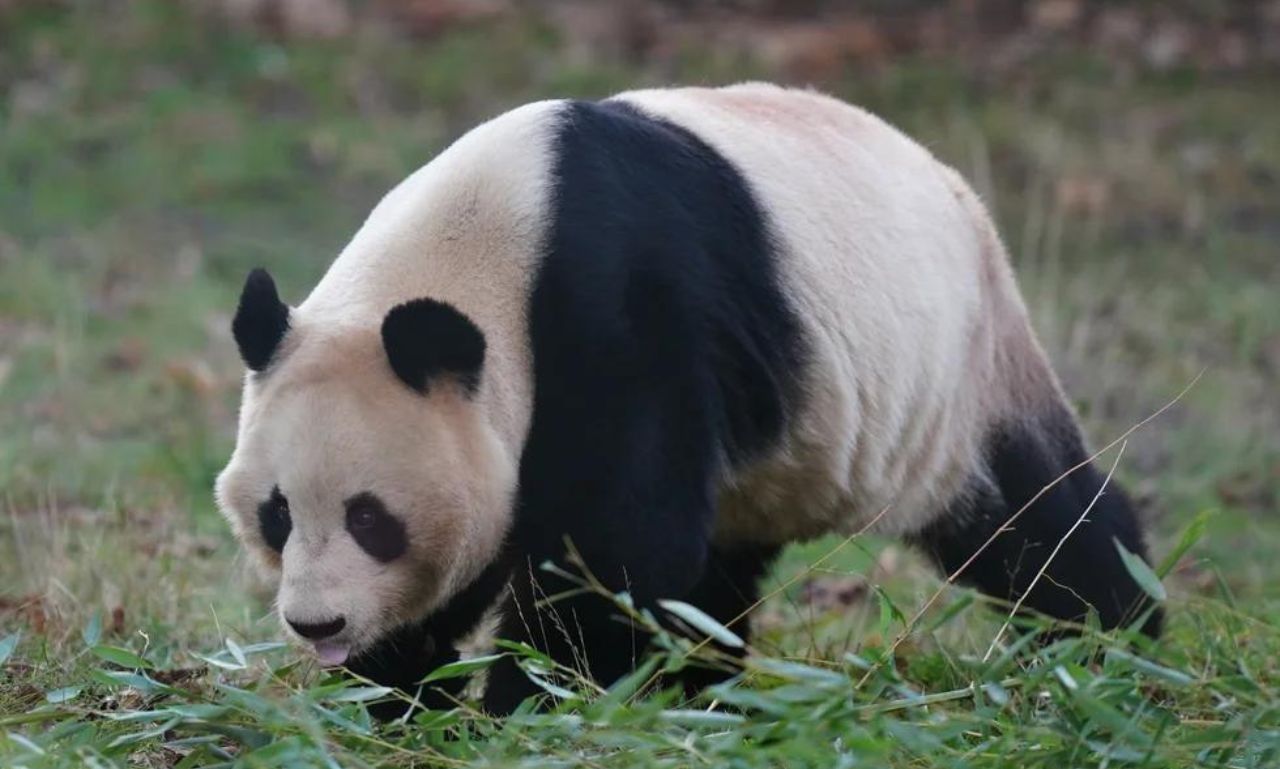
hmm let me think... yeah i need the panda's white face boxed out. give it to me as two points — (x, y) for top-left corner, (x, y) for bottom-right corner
(215, 323), (515, 666)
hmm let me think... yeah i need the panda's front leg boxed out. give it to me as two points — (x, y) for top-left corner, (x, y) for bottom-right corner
(481, 543), (783, 714)
(482, 555), (653, 715)
(484, 373), (722, 713)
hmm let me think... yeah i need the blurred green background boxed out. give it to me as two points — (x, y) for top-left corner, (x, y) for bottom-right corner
(1, 0), (1276, 659)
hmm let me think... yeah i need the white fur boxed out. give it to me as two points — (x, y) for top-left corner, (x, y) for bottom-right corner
(216, 84), (1060, 655)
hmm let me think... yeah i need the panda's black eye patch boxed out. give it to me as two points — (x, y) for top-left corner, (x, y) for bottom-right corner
(345, 492), (407, 563)
(257, 486), (291, 554)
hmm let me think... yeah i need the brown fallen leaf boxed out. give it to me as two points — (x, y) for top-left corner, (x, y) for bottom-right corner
(0, 595), (49, 634)
(798, 575), (869, 614)
(10, 683), (43, 709)
(1029, 0), (1082, 33)
(163, 359), (218, 398)
(152, 667), (206, 686)
(102, 687), (149, 711)
(1055, 174), (1112, 217)
(103, 338), (147, 373)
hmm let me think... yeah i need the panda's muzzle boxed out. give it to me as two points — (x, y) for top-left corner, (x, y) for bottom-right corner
(286, 616), (352, 666)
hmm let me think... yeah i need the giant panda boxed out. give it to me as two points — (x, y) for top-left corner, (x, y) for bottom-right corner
(215, 82), (1162, 715)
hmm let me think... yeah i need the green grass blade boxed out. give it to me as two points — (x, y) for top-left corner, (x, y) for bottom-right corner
(1115, 538), (1168, 602)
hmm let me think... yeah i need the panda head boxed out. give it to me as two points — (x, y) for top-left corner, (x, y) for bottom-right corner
(214, 269), (515, 666)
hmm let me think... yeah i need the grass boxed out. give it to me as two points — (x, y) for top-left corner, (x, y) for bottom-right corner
(1, 2), (1277, 766)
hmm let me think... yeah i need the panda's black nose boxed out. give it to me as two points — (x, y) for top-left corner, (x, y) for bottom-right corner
(286, 616), (346, 640)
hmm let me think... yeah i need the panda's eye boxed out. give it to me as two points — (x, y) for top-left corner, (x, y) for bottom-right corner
(344, 492), (407, 563)
(257, 486), (292, 554)
(349, 505), (378, 530)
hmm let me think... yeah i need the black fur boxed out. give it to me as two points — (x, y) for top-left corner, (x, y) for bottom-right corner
(345, 492), (408, 563)
(481, 99), (807, 713)
(911, 405), (1163, 638)
(232, 268), (290, 371)
(381, 298), (486, 396)
(256, 485), (291, 554)
(345, 542), (515, 720)
(672, 544), (781, 696)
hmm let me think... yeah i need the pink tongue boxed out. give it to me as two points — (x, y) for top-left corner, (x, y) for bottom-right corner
(315, 643), (350, 666)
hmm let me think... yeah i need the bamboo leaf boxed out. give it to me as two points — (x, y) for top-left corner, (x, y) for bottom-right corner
(658, 600), (744, 648)
(327, 686), (393, 703)
(81, 611), (102, 648)
(1105, 649), (1196, 686)
(91, 645), (155, 670)
(420, 653), (504, 683)
(45, 686), (81, 704)
(0, 632), (19, 666)
(225, 637), (247, 668)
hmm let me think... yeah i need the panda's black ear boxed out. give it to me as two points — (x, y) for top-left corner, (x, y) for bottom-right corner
(232, 268), (291, 371)
(381, 298), (486, 396)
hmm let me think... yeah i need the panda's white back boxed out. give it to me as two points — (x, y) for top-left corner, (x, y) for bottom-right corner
(614, 84), (1051, 542)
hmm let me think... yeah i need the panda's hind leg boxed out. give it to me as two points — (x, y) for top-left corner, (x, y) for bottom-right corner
(911, 409), (1162, 638)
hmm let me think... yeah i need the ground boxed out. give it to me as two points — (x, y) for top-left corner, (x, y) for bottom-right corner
(0, 2), (1277, 767)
